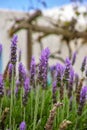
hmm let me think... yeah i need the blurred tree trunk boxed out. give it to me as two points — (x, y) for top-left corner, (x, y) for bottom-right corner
(27, 28), (32, 70)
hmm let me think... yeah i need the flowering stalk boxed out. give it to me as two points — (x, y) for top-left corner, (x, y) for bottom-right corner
(77, 86), (87, 115)
(30, 57), (36, 88)
(52, 81), (57, 104)
(76, 78), (84, 104)
(60, 82), (64, 101)
(38, 48), (50, 89)
(22, 78), (30, 106)
(63, 58), (71, 82)
(56, 63), (63, 87)
(18, 62), (26, 86)
(0, 75), (4, 98)
(10, 35), (17, 76)
(0, 107), (9, 130)
(9, 67), (15, 129)
(45, 102), (63, 130)
(19, 121), (26, 130)
(68, 68), (74, 98)
(59, 119), (72, 130)
(8, 63), (13, 86)
(33, 85), (40, 130)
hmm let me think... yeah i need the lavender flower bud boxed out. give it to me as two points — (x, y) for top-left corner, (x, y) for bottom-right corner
(0, 75), (4, 97)
(11, 35), (17, 64)
(77, 86), (87, 115)
(72, 51), (77, 65)
(19, 121), (26, 130)
(60, 83), (64, 101)
(23, 78), (30, 106)
(18, 62), (26, 86)
(10, 35), (17, 75)
(64, 58), (71, 81)
(38, 48), (50, 88)
(8, 63), (13, 84)
(30, 57), (36, 88)
(56, 63), (64, 87)
(52, 81), (57, 104)
(24, 78), (30, 94)
(81, 56), (87, 72)
(68, 68), (74, 98)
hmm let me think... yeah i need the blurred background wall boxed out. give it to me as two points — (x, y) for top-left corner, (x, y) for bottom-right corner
(0, 2), (87, 75)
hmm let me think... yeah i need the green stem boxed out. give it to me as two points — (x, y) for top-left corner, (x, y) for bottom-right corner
(30, 89), (34, 121)
(21, 87), (23, 119)
(40, 90), (45, 119)
(33, 85), (40, 130)
(9, 68), (14, 129)
(0, 99), (2, 120)
(24, 107), (26, 121)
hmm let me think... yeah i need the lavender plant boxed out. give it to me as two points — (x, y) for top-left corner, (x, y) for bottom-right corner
(0, 36), (87, 130)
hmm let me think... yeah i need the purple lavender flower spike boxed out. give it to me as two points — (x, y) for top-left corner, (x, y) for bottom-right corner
(80, 86), (87, 102)
(24, 78), (30, 94)
(38, 48), (50, 88)
(18, 62), (26, 85)
(11, 35), (17, 65)
(52, 81), (57, 104)
(64, 58), (72, 81)
(81, 56), (87, 72)
(68, 68), (74, 98)
(30, 56), (36, 88)
(8, 63), (13, 84)
(56, 63), (64, 87)
(19, 121), (26, 130)
(72, 51), (77, 65)
(10, 35), (18, 76)
(0, 75), (4, 97)
(23, 78), (30, 106)
(78, 86), (87, 115)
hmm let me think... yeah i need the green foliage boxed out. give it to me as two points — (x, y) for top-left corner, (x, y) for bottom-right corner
(0, 78), (87, 130)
